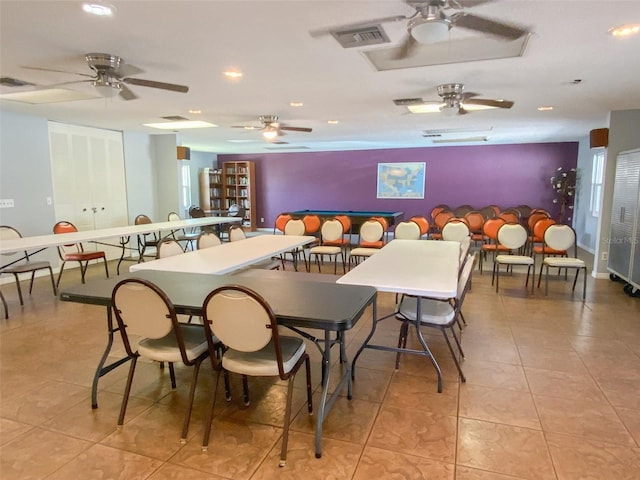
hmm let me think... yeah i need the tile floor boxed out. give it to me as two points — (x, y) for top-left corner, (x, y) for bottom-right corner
(1, 254), (639, 480)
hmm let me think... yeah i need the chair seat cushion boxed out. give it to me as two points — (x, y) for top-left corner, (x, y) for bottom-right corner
(322, 239), (350, 247)
(223, 336), (305, 376)
(349, 247), (380, 257)
(533, 246), (566, 255)
(64, 251), (105, 261)
(359, 240), (384, 248)
(543, 257), (585, 268)
(481, 244), (510, 252)
(396, 296), (455, 326)
(138, 324), (209, 362)
(1, 261), (52, 273)
(496, 255), (534, 265)
(309, 246), (342, 255)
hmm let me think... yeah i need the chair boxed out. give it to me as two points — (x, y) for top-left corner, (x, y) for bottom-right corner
(273, 213), (292, 235)
(197, 232), (222, 249)
(479, 217), (509, 274)
(52, 221), (109, 287)
(200, 285), (313, 466)
(531, 218), (559, 259)
(156, 238), (185, 259)
(498, 208), (520, 224)
(280, 218), (308, 271)
(393, 220), (422, 240)
(479, 206), (498, 220)
(409, 216), (430, 238)
(429, 204), (450, 223)
(464, 211), (485, 246)
(189, 205), (216, 235)
(371, 216), (389, 242)
(348, 218), (385, 268)
(168, 211), (200, 251)
(493, 223), (535, 293)
(308, 218), (347, 274)
(1, 226), (57, 305)
(441, 218), (471, 243)
(453, 204), (474, 217)
(228, 224), (247, 242)
(323, 214), (352, 251)
(134, 214), (161, 259)
(540, 224), (587, 300)
(227, 203), (246, 220)
(302, 214), (321, 241)
(527, 213), (553, 254)
(431, 210), (454, 240)
(112, 278), (220, 441)
(395, 252), (477, 382)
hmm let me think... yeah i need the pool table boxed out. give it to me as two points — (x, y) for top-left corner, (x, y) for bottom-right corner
(288, 210), (404, 230)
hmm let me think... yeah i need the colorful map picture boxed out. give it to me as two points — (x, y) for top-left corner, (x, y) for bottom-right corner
(377, 162), (426, 199)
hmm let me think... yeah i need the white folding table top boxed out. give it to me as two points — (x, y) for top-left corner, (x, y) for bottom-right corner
(130, 234), (315, 275)
(337, 239), (460, 299)
(0, 217), (239, 255)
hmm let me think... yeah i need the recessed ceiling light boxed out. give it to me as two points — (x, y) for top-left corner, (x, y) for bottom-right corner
(608, 24), (640, 37)
(537, 106), (554, 111)
(188, 109), (202, 114)
(223, 70), (243, 79)
(407, 104), (443, 113)
(82, 2), (115, 16)
(143, 121), (217, 130)
(0, 88), (98, 104)
(289, 102), (304, 107)
(327, 120), (339, 124)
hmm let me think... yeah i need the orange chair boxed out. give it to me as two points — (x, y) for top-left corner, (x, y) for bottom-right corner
(489, 205), (501, 216)
(302, 214), (322, 246)
(431, 210), (454, 240)
(409, 216), (430, 237)
(430, 205), (451, 222)
(464, 211), (485, 246)
(531, 218), (564, 267)
(324, 215), (352, 250)
(453, 204), (474, 217)
(527, 211), (552, 251)
(273, 213), (292, 235)
(499, 209), (520, 224)
(371, 216), (389, 242)
(479, 217), (509, 274)
(52, 221), (109, 287)
(479, 205), (498, 220)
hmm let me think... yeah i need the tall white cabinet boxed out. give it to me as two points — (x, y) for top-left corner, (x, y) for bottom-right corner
(608, 148), (640, 289)
(49, 122), (129, 260)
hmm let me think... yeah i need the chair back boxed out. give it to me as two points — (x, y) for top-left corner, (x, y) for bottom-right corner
(441, 220), (470, 242)
(284, 218), (306, 236)
(52, 221), (83, 255)
(228, 204), (246, 218)
(134, 214), (153, 225)
(302, 215), (321, 235)
(527, 211), (550, 231)
(433, 210), (454, 230)
(189, 206), (206, 218)
(464, 211), (485, 234)
(430, 205), (450, 221)
(274, 213), (292, 234)
(498, 210), (520, 224)
(320, 219), (344, 243)
(157, 239), (184, 258)
(0, 226), (24, 259)
(359, 219), (384, 246)
(497, 223), (528, 250)
(453, 205), (474, 217)
(167, 212), (181, 222)
(544, 224), (577, 254)
(197, 232), (222, 249)
(457, 252), (477, 303)
(229, 225), (247, 242)
(394, 221), (421, 240)
(334, 215), (351, 234)
(203, 285), (286, 377)
(532, 218), (556, 240)
(479, 206), (497, 220)
(514, 204), (532, 219)
(409, 216), (429, 236)
(371, 216), (388, 232)
(482, 217), (507, 241)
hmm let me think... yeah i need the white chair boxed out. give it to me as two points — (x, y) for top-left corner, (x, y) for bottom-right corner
(228, 225), (247, 242)
(201, 285), (313, 467)
(0, 225), (57, 305)
(541, 224), (587, 300)
(168, 211), (200, 251)
(197, 232), (222, 249)
(280, 218), (307, 271)
(395, 252), (477, 382)
(156, 238), (185, 259)
(493, 223), (535, 293)
(393, 220), (422, 240)
(112, 278), (221, 442)
(308, 218), (347, 274)
(441, 220), (471, 243)
(349, 219), (385, 268)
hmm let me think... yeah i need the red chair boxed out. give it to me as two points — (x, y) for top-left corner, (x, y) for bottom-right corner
(53, 221), (109, 287)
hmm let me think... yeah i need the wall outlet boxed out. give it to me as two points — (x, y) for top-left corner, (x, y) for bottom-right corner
(0, 199), (15, 208)
(601, 251), (609, 261)
(46, 196), (53, 205)
(260, 217), (264, 223)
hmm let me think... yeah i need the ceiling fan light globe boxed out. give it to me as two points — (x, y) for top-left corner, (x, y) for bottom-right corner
(262, 128), (278, 140)
(92, 80), (121, 98)
(410, 19), (451, 44)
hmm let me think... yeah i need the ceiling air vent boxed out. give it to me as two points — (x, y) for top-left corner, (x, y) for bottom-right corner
(264, 145), (310, 151)
(331, 25), (390, 48)
(0, 77), (35, 87)
(161, 115), (189, 121)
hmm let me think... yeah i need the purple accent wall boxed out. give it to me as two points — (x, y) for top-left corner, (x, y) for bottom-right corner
(219, 142), (578, 228)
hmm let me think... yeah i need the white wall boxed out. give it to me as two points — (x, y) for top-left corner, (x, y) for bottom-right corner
(573, 136), (599, 253)
(122, 131), (158, 223)
(151, 134), (180, 220)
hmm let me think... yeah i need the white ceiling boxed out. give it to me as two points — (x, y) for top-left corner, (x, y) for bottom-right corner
(1, 0), (639, 154)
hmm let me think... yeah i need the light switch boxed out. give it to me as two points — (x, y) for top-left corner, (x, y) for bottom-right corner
(0, 199), (15, 208)
(46, 197), (53, 205)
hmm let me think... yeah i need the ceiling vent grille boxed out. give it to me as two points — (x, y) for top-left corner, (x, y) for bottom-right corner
(331, 25), (390, 48)
(394, 97), (424, 106)
(264, 145), (310, 150)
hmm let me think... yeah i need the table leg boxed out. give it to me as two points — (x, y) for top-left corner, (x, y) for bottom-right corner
(415, 298), (443, 393)
(91, 306), (131, 408)
(351, 300), (378, 380)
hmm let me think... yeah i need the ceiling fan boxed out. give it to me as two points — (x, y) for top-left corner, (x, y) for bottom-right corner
(394, 83), (514, 115)
(311, 0), (529, 59)
(232, 115), (312, 140)
(22, 53), (189, 101)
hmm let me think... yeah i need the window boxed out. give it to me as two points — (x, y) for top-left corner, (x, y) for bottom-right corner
(179, 162), (191, 214)
(590, 151), (605, 217)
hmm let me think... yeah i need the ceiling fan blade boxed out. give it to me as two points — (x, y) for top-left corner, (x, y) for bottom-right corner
(309, 15), (406, 37)
(465, 98), (514, 108)
(458, 106), (470, 115)
(119, 83), (138, 101)
(449, 0), (495, 9)
(280, 126), (312, 133)
(460, 92), (480, 101)
(393, 34), (418, 60)
(39, 79), (93, 88)
(451, 12), (528, 39)
(22, 65), (94, 78)
(231, 125), (261, 130)
(122, 77), (189, 93)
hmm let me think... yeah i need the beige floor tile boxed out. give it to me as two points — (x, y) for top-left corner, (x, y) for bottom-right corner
(455, 466), (530, 479)
(614, 406), (640, 447)
(524, 366), (607, 402)
(148, 462), (228, 479)
(546, 432), (640, 480)
(457, 418), (555, 480)
(384, 372), (459, 415)
(459, 384), (541, 429)
(352, 446), (454, 480)
(0, 418), (33, 446)
(516, 346), (588, 374)
(461, 359), (529, 391)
